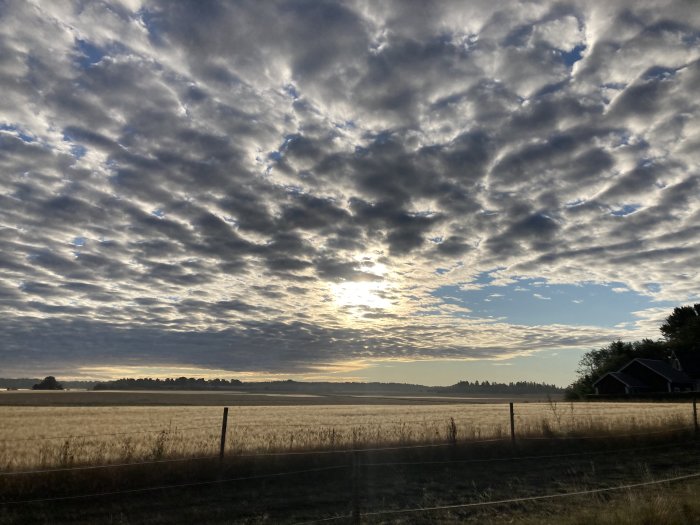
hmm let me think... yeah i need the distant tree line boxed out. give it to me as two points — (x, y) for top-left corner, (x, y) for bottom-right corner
(566, 304), (700, 399)
(91, 377), (563, 394)
(439, 380), (563, 394)
(0, 377), (97, 390)
(93, 377), (243, 390)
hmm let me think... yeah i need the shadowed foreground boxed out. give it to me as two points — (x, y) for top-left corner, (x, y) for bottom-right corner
(1, 427), (699, 524)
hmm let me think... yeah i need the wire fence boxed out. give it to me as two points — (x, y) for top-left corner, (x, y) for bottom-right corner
(1, 402), (699, 523)
(0, 424), (219, 443)
(2, 441), (699, 525)
(1, 426), (693, 475)
(357, 439), (696, 468)
(6, 464), (699, 511)
(2, 402), (695, 441)
(297, 471), (700, 524)
(518, 424), (694, 440)
(0, 465), (350, 505)
(2, 435), (694, 478)
(0, 454), (221, 476)
(0, 439), (696, 502)
(1, 401), (696, 466)
(0, 421), (686, 444)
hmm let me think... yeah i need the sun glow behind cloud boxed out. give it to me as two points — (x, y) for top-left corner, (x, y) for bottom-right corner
(331, 280), (391, 310)
(0, 0), (699, 384)
(329, 257), (393, 313)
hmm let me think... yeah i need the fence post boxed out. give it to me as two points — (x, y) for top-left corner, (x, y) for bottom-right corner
(220, 407), (229, 462)
(693, 396), (698, 439)
(509, 402), (516, 449)
(352, 450), (361, 524)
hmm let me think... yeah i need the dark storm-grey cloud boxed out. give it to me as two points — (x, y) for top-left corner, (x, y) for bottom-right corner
(0, 0), (699, 376)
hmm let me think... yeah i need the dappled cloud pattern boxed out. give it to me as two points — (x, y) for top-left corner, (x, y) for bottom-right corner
(1, 0), (699, 377)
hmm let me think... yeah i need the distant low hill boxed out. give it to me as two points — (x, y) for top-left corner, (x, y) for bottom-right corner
(90, 377), (563, 395)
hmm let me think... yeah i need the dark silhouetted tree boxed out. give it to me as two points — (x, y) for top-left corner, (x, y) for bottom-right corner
(32, 376), (63, 390)
(660, 304), (700, 350)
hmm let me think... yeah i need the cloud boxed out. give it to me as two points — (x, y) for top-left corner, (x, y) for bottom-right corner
(0, 0), (699, 378)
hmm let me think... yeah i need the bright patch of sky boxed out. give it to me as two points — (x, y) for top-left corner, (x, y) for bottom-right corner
(359, 348), (584, 387)
(433, 272), (673, 328)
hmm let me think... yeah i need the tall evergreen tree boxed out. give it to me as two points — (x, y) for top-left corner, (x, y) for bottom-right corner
(660, 304), (700, 350)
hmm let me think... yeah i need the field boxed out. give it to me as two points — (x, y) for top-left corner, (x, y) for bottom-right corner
(0, 397), (694, 470)
(0, 389), (553, 406)
(1, 392), (699, 524)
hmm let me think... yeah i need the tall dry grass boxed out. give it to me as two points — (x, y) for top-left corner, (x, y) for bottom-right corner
(530, 482), (700, 525)
(0, 402), (694, 471)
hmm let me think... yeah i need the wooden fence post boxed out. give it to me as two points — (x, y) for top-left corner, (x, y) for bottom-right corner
(509, 402), (516, 449)
(220, 407), (229, 462)
(693, 396), (698, 439)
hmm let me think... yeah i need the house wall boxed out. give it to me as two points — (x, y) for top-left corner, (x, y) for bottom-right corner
(622, 361), (669, 392)
(595, 375), (628, 395)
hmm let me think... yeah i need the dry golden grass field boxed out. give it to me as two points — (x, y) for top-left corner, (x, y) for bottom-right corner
(0, 400), (694, 471)
(1, 394), (699, 524)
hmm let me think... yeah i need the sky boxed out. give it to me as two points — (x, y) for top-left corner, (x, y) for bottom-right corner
(1, 0), (699, 387)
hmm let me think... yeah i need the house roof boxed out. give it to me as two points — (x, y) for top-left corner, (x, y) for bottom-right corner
(673, 350), (700, 378)
(621, 358), (693, 384)
(593, 371), (648, 389)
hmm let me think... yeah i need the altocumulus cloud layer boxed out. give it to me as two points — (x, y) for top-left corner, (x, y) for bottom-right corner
(1, 0), (699, 379)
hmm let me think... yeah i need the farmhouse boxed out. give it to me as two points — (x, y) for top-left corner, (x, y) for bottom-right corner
(592, 371), (649, 395)
(593, 358), (696, 395)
